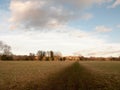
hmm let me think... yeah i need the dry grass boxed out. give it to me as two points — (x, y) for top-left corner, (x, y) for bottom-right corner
(0, 61), (73, 90)
(79, 61), (120, 90)
(0, 61), (120, 90)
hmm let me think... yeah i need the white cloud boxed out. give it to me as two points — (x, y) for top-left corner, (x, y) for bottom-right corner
(74, 43), (120, 57)
(110, 0), (120, 8)
(9, 0), (112, 30)
(9, 0), (75, 29)
(95, 26), (112, 32)
(4, 0), (120, 57)
(1, 25), (120, 57)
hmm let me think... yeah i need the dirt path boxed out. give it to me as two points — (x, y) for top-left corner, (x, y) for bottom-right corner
(22, 62), (97, 90)
(20, 62), (120, 90)
(23, 62), (90, 90)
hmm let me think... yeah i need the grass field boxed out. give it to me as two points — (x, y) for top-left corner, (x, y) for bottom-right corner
(0, 61), (120, 90)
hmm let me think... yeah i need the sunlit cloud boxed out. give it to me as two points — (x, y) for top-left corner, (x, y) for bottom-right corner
(9, 0), (112, 30)
(74, 43), (120, 57)
(95, 26), (112, 33)
(0, 0), (120, 57)
(1, 25), (120, 57)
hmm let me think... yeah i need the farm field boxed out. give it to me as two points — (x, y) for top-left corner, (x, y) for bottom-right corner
(0, 61), (120, 90)
(79, 61), (120, 90)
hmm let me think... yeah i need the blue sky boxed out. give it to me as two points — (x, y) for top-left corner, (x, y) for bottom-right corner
(0, 0), (120, 57)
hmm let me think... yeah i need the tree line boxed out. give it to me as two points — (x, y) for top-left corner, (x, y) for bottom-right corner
(0, 41), (120, 61)
(0, 41), (13, 60)
(12, 50), (63, 61)
(0, 41), (64, 61)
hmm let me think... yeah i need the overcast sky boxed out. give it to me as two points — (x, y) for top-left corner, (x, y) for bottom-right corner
(0, 0), (120, 57)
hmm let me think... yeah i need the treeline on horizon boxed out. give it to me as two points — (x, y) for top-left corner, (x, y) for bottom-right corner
(0, 41), (120, 61)
(0, 51), (120, 61)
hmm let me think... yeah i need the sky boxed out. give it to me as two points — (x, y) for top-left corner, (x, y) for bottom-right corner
(0, 0), (120, 57)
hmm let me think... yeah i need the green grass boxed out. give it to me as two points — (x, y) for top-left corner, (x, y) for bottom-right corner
(0, 61), (120, 90)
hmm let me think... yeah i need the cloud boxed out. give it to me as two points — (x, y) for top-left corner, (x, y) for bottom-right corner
(95, 50), (120, 56)
(9, 0), (111, 30)
(9, 0), (76, 29)
(74, 43), (120, 57)
(95, 26), (112, 32)
(117, 24), (120, 28)
(2, 25), (120, 57)
(80, 13), (93, 20)
(9, 25), (17, 30)
(110, 0), (120, 8)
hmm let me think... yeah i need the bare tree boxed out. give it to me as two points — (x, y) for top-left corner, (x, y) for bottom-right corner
(0, 41), (13, 60)
(0, 41), (12, 55)
(50, 51), (54, 61)
(37, 50), (46, 60)
(29, 53), (35, 60)
(0, 41), (4, 54)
